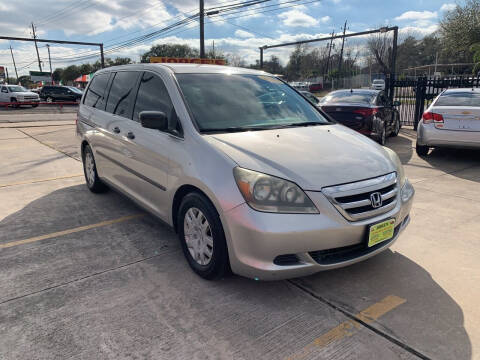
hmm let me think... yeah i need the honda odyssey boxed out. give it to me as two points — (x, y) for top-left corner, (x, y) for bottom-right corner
(77, 64), (414, 280)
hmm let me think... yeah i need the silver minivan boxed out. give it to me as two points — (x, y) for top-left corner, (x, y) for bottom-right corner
(77, 64), (414, 280)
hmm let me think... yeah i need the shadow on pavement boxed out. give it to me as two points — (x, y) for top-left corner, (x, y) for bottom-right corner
(294, 249), (472, 360)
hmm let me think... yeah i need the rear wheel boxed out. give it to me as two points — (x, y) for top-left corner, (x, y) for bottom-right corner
(416, 143), (430, 156)
(391, 114), (400, 137)
(46, 96), (53, 103)
(377, 126), (386, 145)
(82, 144), (108, 193)
(177, 192), (229, 280)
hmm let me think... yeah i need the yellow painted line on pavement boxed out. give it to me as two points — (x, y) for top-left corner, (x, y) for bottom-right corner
(286, 295), (406, 360)
(0, 174), (84, 188)
(0, 214), (145, 249)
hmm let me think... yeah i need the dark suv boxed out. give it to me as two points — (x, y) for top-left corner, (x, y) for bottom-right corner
(40, 86), (83, 102)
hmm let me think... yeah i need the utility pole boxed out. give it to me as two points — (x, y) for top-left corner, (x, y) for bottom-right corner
(325, 29), (335, 78)
(100, 43), (105, 68)
(9, 45), (19, 81)
(337, 20), (347, 73)
(46, 44), (53, 84)
(200, 0), (205, 58)
(5, 67), (9, 83)
(212, 40), (215, 58)
(31, 22), (42, 72)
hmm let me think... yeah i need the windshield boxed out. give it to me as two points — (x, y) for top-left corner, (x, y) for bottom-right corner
(67, 86), (83, 94)
(435, 92), (480, 107)
(373, 80), (384, 84)
(322, 91), (376, 104)
(8, 86), (27, 93)
(176, 74), (329, 133)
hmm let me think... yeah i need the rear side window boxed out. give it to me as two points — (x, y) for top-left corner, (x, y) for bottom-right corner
(435, 92), (480, 107)
(133, 72), (177, 129)
(84, 73), (110, 109)
(105, 71), (139, 118)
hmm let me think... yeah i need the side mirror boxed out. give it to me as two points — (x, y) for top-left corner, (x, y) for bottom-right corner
(140, 111), (168, 131)
(393, 100), (401, 106)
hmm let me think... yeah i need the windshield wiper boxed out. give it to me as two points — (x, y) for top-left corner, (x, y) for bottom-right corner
(274, 121), (328, 128)
(201, 125), (282, 133)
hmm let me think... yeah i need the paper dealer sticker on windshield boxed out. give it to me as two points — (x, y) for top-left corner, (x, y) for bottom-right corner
(258, 75), (282, 84)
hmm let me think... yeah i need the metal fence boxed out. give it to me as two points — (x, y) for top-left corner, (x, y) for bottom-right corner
(390, 75), (480, 128)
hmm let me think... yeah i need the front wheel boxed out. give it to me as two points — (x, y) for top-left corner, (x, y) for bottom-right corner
(82, 144), (108, 193)
(177, 192), (229, 280)
(46, 96), (53, 103)
(416, 143), (430, 156)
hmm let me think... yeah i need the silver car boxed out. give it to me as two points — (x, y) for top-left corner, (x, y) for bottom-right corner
(417, 88), (480, 156)
(77, 64), (414, 280)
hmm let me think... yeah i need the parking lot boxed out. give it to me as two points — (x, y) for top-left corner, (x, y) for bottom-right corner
(0, 110), (479, 360)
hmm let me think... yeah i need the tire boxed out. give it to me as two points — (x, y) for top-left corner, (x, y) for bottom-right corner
(177, 192), (230, 280)
(377, 125), (387, 145)
(10, 98), (19, 108)
(416, 143), (429, 156)
(391, 114), (400, 137)
(82, 144), (108, 193)
(46, 96), (54, 103)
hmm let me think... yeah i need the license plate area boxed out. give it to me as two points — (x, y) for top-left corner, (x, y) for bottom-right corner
(368, 218), (395, 247)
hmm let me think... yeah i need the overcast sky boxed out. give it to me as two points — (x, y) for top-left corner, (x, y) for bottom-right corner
(0, 0), (455, 76)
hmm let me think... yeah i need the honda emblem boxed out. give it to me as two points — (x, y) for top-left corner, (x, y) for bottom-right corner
(370, 192), (383, 208)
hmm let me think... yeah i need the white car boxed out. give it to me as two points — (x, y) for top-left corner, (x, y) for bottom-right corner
(371, 79), (385, 91)
(0, 85), (40, 107)
(416, 88), (480, 155)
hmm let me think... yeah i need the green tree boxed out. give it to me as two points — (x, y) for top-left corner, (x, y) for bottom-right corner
(61, 65), (81, 84)
(440, 0), (480, 58)
(140, 44), (199, 63)
(52, 68), (63, 82)
(263, 55), (284, 74)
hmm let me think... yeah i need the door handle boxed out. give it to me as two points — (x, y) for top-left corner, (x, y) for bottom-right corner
(126, 132), (135, 140)
(113, 127), (120, 134)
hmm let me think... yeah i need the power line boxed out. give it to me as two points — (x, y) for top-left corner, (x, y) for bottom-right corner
(35, 0), (96, 26)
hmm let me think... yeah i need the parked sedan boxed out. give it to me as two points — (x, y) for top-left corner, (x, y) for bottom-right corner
(40, 85), (83, 102)
(416, 88), (480, 155)
(320, 89), (401, 145)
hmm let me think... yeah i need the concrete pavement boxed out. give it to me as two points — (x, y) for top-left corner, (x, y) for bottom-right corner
(0, 120), (478, 359)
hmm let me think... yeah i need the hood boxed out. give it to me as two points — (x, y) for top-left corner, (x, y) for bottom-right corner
(205, 124), (396, 190)
(15, 91), (38, 97)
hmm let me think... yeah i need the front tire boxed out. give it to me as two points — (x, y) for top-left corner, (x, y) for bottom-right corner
(177, 192), (229, 280)
(82, 144), (108, 193)
(46, 96), (53, 103)
(416, 143), (429, 156)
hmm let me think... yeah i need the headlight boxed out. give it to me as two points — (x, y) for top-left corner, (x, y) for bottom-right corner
(401, 178), (414, 202)
(233, 167), (318, 214)
(384, 148), (405, 186)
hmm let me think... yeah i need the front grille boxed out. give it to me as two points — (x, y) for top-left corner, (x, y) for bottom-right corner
(322, 172), (398, 221)
(309, 224), (401, 265)
(23, 97), (38, 101)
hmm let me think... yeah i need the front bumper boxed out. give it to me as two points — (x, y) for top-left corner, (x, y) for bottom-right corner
(223, 188), (413, 280)
(417, 121), (480, 149)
